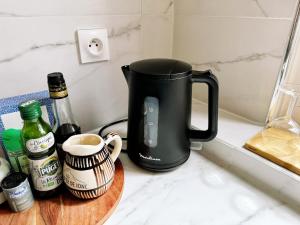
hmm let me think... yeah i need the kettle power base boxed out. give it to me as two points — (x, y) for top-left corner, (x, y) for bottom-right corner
(244, 127), (300, 175)
(0, 159), (124, 225)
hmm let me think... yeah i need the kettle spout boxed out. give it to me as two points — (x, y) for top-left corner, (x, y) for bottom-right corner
(121, 65), (130, 83)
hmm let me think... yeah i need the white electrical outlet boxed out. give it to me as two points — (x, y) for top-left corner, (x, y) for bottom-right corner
(77, 28), (110, 63)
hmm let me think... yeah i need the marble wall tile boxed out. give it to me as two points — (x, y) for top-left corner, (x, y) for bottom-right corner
(0, 0), (175, 131)
(4, 0), (296, 129)
(0, 15), (142, 131)
(173, 15), (293, 122)
(175, 0), (297, 18)
(141, 14), (173, 58)
(0, 0), (141, 16)
(140, 0), (174, 58)
(0, 16), (141, 95)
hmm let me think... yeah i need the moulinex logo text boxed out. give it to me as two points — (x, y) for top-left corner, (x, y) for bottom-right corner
(139, 153), (161, 161)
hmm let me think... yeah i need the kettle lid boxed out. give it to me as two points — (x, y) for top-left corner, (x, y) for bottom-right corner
(129, 58), (192, 79)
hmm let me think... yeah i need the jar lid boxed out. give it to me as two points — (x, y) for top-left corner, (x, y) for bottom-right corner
(18, 100), (42, 120)
(1, 172), (27, 190)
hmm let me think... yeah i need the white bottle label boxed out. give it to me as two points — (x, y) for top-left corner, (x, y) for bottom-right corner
(26, 132), (55, 153)
(29, 151), (63, 191)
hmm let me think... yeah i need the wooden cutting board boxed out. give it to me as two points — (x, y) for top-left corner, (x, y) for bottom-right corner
(0, 159), (124, 225)
(244, 127), (300, 175)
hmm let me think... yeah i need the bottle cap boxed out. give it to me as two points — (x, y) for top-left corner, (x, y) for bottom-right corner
(18, 100), (42, 120)
(1, 172), (27, 190)
(47, 72), (68, 99)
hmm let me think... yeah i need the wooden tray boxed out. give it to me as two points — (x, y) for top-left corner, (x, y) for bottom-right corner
(244, 127), (300, 175)
(0, 159), (124, 225)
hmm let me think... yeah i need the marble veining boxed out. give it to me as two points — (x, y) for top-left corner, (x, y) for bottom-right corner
(105, 151), (300, 225)
(191, 52), (282, 72)
(68, 66), (102, 88)
(0, 41), (75, 64)
(163, 1), (174, 14)
(0, 11), (28, 17)
(252, 0), (268, 17)
(236, 203), (284, 225)
(0, 22), (141, 65)
(108, 22), (141, 39)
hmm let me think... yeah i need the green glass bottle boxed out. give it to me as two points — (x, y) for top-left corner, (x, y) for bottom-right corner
(19, 100), (63, 198)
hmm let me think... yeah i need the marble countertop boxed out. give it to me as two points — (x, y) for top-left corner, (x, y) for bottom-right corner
(105, 151), (300, 225)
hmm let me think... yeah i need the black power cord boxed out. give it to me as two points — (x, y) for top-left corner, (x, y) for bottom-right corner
(98, 118), (128, 152)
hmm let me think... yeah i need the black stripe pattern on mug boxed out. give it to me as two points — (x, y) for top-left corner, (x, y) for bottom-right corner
(64, 146), (115, 199)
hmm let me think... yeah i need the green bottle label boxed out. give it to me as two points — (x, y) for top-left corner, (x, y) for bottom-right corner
(29, 151), (63, 191)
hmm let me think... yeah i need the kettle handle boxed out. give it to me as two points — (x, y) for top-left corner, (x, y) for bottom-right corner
(104, 132), (122, 162)
(189, 70), (219, 142)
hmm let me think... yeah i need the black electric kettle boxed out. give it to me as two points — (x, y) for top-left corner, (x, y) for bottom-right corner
(122, 58), (218, 171)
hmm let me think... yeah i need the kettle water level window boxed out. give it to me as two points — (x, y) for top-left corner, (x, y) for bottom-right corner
(144, 97), (159, 148)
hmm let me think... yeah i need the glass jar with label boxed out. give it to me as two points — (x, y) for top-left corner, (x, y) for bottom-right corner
(18, 100), (63, 198)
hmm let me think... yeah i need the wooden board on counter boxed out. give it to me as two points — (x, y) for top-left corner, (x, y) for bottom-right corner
(244, 127), (300, 175)
(0, 159), (124, 225)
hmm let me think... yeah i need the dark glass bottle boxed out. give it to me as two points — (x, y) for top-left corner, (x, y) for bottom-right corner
(19, 100), (63, 198)
(47, 72), (81, 163)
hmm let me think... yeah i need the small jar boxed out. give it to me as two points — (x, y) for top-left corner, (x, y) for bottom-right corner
(1, 172), (34, 212)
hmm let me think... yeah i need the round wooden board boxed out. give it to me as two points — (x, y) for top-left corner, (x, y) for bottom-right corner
(0, 159), (124, 225)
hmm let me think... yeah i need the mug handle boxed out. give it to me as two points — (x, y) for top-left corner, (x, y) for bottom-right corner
(189, 70), (219, 142)
(104, 132), (122, 162)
